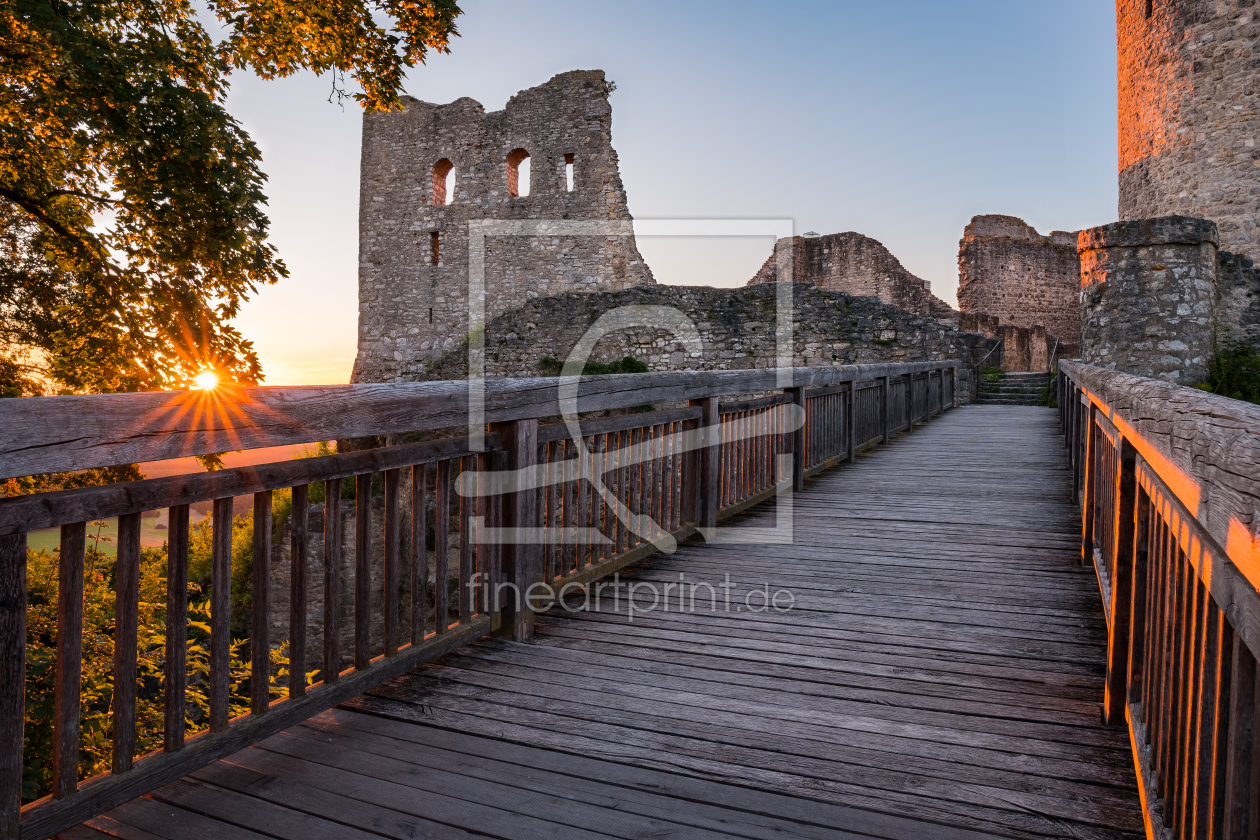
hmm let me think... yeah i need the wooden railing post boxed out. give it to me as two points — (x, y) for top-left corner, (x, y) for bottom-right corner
(787, 388), (806, 493)
(0, 533), (26, 840)
(689, 397), (720, 531)
(1080, 400), (1097, 566)
(489, 419), (539, 641)
(1104, 437), (1137, 725)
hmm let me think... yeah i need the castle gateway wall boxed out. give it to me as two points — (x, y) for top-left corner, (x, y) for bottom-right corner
(353, 70), (654, 384)
(1118, 0), (1260, 257)
(956, 215), (1080, 345)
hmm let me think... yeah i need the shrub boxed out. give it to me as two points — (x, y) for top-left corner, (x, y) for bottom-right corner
(538, 356), (649, 376)
(1195, 334), (1260, 405)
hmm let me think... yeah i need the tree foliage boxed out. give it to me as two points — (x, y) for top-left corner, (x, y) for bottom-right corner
(1, 0), (460, 392)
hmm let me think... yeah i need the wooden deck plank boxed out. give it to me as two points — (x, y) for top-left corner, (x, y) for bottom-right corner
(75, 406), (1140, 840)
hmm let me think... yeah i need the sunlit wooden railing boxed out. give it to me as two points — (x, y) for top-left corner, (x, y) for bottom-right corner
(0, 360), (956, 839)
(1059, 361), (1260, 840)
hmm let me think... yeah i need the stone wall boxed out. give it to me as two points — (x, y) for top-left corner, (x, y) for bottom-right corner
(747, 232), (958, 322)
(354, 70), (654, 384)
(958, 312), (1079, 373)
(956, 215), (1081, 344)
(1215, 249), (1260, 345)
(1078, 216), (1220, 383)
(420, 283), (993, 396)
(1117, 0), (1260, 257)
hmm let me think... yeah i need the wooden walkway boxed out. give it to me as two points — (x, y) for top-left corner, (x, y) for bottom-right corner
(67, 406), (1142, 840)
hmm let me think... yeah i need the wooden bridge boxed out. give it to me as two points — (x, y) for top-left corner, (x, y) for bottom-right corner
(0, 362), (1257, 840)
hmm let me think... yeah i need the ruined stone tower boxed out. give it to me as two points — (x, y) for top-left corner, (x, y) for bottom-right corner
(957, 215), (1081, 343)
(352, 70), (654, 383)
(746, 232), (958, 322)
(1118, 0), (1260, 256)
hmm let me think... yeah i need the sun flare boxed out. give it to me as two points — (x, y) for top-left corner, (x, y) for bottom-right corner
(193, 370), (220, 391)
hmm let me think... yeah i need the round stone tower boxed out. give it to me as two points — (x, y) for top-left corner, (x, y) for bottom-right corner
(1118, 0), (1260, 257)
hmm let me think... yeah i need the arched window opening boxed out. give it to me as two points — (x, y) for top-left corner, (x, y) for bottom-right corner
(565, 153), (575, 192)
(431, 159), (455, 205)
(430, 231), (440, 265)
(507, 148), (530, 197)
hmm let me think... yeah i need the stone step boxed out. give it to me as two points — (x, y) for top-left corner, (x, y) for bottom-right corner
(981, 387), (1048, 395)
(976, 398), (1047, 406)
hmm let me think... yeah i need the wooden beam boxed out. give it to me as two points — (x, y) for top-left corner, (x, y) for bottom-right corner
(0, 363), (957, 479)
(0, 434), (500, 538)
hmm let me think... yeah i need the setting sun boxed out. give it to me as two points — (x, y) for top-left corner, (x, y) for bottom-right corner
(193, 370), (220, 391)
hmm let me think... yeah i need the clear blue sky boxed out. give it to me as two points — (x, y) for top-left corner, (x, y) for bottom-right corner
(226, 0), (1118, 385)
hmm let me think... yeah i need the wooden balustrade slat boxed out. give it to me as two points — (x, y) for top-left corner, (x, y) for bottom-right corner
(250, 492), (272, 716)
(209, 500), (232, 731)
(354, 475), (372, 670)
(322, 482), (341, 683)
(382, 469), (400, 657)
(458, 457), (473, 626)
(433, 460), (450, 634)
(163, 507), (189, 752)
(111, 513), (141, 773)
(846, 383), (856, 465)
(288, 486), (308, 699)
(0, 533), (24, 839)
(1222, 633), (1257, 840)
(53, 523), (85, 798)
(1128, 486), (1151, 709)
(410, 465), (427, 645)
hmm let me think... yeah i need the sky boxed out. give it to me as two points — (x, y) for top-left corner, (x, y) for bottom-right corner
(225, 0), (1119, 386)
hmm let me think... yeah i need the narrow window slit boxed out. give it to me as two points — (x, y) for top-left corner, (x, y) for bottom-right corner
(431, 159), (454, 205)
(507, 148), (530, 197)
(430, 232), (440, 265)
(565, 153), (575, 192)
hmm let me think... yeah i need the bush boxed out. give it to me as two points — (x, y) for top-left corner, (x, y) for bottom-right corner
(1195, 335), (1260, 405)
(23, 545), (287, 802)
(538, 356), (649, 376)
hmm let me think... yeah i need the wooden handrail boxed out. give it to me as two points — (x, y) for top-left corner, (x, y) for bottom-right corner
(0, 362), (954, 480)
(0, 361), (957, 840)
(1058, 360), (1260, 840)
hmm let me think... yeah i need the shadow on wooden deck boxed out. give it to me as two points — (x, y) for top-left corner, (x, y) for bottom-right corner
(67, 406), (1141, 840)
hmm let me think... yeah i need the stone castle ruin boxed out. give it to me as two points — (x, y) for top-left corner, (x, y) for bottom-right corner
(955, 215), (1082, 372)
(745, 232), (958, 323)
(353, 70), (654, 384)
(352, 71), (996, 394)
(352, 0), (1260, 394)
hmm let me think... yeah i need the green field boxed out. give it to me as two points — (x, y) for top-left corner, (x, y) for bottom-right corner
(27, 508), (210, 556)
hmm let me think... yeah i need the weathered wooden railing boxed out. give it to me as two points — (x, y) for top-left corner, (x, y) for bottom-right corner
(0, 360), (955, 839)
(1058, 361), (1260, 840)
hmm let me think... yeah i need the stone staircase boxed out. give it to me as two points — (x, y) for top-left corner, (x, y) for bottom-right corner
(977, 371), (1050, 406)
